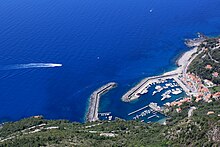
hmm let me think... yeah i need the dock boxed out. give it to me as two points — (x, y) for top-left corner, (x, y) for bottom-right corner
(147, 114), (159, 119)
(128, 105), (149, 116)
(86, 82), (117, 122)
(99, 112), (111, 117)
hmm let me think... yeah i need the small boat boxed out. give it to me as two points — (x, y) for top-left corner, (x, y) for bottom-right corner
(155, 85), (161, 90)
(172, 88), (182, 95)
(163, 86), (168, 89)
(161, 94), (171, 101)
(152, 91), (157, 95)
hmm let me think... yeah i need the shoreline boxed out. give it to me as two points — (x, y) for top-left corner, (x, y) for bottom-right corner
(121, 34), (204, 102)
(86, 82), (117, 122)
(86, 33), (205, 122)
(162, 46), (198, 76)
(120, 46), (197, 102)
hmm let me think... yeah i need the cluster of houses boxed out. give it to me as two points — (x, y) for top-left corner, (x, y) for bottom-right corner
(169, 37), (220, 114)
(205, 64), (219, 78)
(170, 97), (191, 107)
(165, 72), (220, 113)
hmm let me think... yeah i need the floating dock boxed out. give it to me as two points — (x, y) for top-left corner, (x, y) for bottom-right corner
(128, 105), (149, 116)
(86, 82), (117, 122)
(147, 114), (159, 119)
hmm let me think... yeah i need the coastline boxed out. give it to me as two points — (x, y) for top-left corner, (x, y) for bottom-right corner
(86, 34), (205, 122)
(162, 46), (198, 76)
(121, 35), (204, 102)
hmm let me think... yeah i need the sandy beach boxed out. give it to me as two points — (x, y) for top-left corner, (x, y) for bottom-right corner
(163, 46), (198, 76)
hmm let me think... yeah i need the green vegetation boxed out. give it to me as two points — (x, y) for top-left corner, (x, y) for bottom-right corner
(1, 100), (220, 146)
(188, 37), (220, 84)
(209, 86), (220, 93)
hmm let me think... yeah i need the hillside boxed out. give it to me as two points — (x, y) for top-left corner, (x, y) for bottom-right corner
(188, 37), (220, 85)
(0, 99), (220, 146)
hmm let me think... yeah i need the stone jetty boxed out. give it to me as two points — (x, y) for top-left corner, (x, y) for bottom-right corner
(86, 82), (117, 122)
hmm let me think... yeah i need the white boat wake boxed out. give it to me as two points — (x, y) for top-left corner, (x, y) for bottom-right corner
(0, 63), (62, 70)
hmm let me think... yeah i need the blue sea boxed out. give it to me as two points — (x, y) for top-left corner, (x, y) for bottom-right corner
(0, 0), (220, 122)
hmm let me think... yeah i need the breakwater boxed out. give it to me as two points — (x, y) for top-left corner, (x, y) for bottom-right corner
(86, 82), (117, 122)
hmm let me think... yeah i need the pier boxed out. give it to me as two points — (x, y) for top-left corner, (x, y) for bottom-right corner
(99, 112), (111, 117)
(147, 114), (159, 119)
(128, 105), (149, 116)
(86, 82), (117, 122)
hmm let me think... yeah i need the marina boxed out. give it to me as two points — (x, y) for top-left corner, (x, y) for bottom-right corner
(121, 73), (189, 102)
(132, 109), (154, 120)
(96, 34), (206, 123)
(129, 102), (164, 121)
(99, 77), (187, 123)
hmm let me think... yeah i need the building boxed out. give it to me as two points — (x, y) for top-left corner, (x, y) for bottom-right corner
(205, 64), (212, 70)
(203, 79), (215, 87)
(212, 72), (219, 78)
(213, 92), (220, 100)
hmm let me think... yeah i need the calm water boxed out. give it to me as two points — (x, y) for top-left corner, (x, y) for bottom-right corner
(0, 0), (220, 122)
(99, 79), (186, 122)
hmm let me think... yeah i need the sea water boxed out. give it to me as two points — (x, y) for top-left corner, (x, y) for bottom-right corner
(99, 79), (186, 122)
(0, 0), (220, 122)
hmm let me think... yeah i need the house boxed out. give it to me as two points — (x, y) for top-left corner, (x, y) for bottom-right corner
(205, 64), (212, 70)
(207, 111), (215, 115)
(203, 79), (215, 87)
(213, 92), (220, 100)
(176, 108), (182, 113)
(212, 72), (219, 77)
